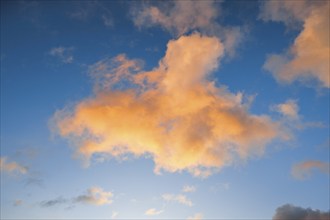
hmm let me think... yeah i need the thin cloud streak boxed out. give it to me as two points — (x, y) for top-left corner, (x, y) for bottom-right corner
(162, 193), (193, 207)
(145, 208), (163, 216)
(291, 160), (330, 180)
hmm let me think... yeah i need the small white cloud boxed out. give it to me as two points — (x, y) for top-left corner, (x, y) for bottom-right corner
(49, 46), (74, 64)
(182, 185), (196, 193)
(187, 213), (203, 220)
(111, 211), (119, 219)
(162, 193), (193, 207)
(145, 208), (163, 216)
(0, 157), (28, 175)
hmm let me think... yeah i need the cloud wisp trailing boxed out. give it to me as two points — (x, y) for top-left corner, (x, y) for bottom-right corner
(260, 0), (330, 88)
(182, 185), (196, 193)
(162, 193), (193, 207)
(0, 157), (28, 175)
(130, 0), (244, 58)
(145, 208), (163, 216)
(291, 160), (330, 180)
(73, 186), (113, 206)
(40, 186), (113, 208)
(49, 46), (74, 64)
(52, 33), (286, 177)
(273, 204), (330, 220)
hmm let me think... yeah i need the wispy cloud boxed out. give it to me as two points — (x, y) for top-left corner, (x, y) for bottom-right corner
(260, 0), (330, 88)
(40, 186), (113, 208)
(145, 208), (163, 216)
(187, 213), (203, 220)
(0, 157), (28, 175)
(291, 160), (330, 180)
(130, 1), (244, 58)
(131, 1), (218, 36)
(182, 185), (196, 193)
(13, 199), (23, 207)
(49, 46), (74, 64)
(52, 33), (286, 177)
(69, 1), (114, 28)
(162, 194), (193, 207)
(73, 187), (113, 206)
(111, 211), (119, 219)
(273, 204), (330, 220)
(40, 197), (68, 207)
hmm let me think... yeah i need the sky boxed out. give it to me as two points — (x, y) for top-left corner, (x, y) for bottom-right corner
(0, 0), (329, 219)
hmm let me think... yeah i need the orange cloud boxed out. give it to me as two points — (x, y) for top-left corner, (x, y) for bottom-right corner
(291, 160), (330, 180)
(261, 0), (330, 88)
(52, 33), (284, 177)
(0, 157), (28, 175)
(272, 99), (299, 119)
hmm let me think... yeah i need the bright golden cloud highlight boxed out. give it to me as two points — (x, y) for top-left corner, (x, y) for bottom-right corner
(0, 157), (28, 175)
(53, 33), (283, 177)
(291, 160), (330, 180)
(261, 0), (330, 88)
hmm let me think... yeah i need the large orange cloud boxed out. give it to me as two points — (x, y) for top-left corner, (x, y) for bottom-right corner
(53, 33), (283, 177)
(261, 0), (330, 88)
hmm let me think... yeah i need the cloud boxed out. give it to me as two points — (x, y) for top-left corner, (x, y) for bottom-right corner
(273, 204), (330, 220)
(131, 1), (218, 36)
(73, 187), (113, 206)
(52, 33), (285, 177)
(145, 208), (163, 216)
(111, 211), (119, 219)
(40, 197), (68, 207)
(49, 46), (74, 64)
(260, 0), (330, 88)
(40, 186), (113, 208)
(13, 200), (23, 207)
(130, 1), (244, 58)
(182, 185), (196, 193)
(69, 1), (114, 28)
(272, 99), (299, 119)
(291, 160), (330, 180)
(0, 157), (28, 175)
(187, 213), (203, 220)
(162, 193), (193, 207)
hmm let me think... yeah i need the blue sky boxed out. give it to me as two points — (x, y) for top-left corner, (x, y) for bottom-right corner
(1, 1), (329, 219)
